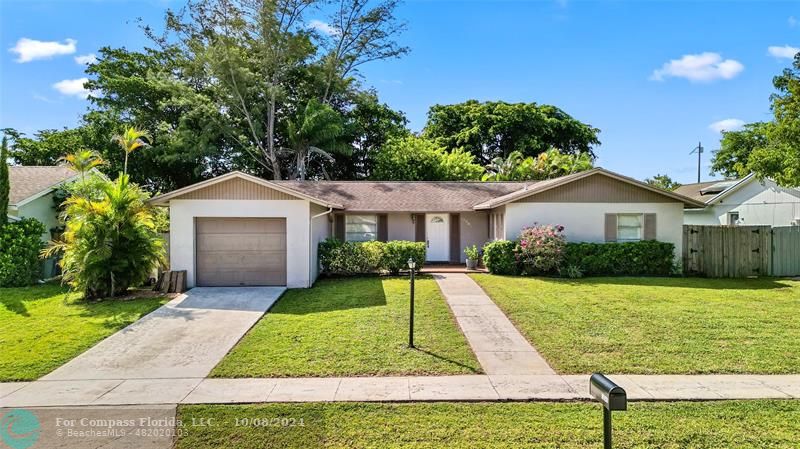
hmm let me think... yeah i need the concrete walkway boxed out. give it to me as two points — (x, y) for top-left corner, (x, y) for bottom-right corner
(433, 273), (555, 375)
(43, 287), (285, 380)
(2, 374), (799, 406)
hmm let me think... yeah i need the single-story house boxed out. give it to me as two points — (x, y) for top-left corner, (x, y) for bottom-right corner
(150, 167), (704, 288)
(7, 165), (80, 277)
(676, 174), (800, 226)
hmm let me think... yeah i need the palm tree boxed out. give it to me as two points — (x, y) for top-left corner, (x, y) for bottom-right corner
(112, 127), (150, 175)
(482, 151), (525, 181)
(61, 150), (105, 183)
(282, 100), (350, 180)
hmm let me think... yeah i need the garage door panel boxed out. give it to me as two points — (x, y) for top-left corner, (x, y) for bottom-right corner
(195, 217), (287, 286)
(196, 218), (285, 234)
(196, 235), (286, 252)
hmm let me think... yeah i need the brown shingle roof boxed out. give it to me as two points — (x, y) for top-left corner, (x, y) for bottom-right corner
(8, 166), (78, 205)
(273, 181), (532, 212)
(674, 179), (741, 203)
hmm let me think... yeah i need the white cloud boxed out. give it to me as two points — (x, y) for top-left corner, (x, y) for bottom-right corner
(767, 45), (799, 60)
(309, 19), (339, 36)
(52, 78), (90, 98)
(9, 38), (76, 63)
(650, 52), (744, 82)
(74, 53), (97, 65)
(789, 16), (797, 27)
(709, 118), (745, 133)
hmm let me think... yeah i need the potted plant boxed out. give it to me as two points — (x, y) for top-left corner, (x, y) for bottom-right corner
(464, 245), (479, 270)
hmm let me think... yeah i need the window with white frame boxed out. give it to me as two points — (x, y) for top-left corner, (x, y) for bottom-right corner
(345, 215), (378, 242)
(616, 214), (643, 242)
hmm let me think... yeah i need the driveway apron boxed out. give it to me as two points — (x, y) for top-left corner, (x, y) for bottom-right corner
(42, 287), (284, 380)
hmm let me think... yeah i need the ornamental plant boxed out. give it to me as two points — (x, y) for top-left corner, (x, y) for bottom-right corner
(516, 224), (566, 275)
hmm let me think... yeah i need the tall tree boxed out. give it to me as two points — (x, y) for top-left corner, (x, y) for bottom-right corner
(372, 135), (483, 181)
(0, 136), (9, 225)
(2, 128), (89, 166)
(482, 148), (594, 181)
(423, 100), (600, 166)
(281, 99), (349, 179)
(645, 174), (681, 191)
(710, 54), (800, 187)
(112, 127), (151, 175)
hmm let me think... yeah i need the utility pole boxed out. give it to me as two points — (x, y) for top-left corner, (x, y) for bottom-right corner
(690, 142), (703, 183)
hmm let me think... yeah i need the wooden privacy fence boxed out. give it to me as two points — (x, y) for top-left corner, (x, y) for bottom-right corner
(683, 225), (800, 277)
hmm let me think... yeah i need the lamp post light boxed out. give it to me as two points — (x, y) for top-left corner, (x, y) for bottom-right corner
(407, 257), (416, 349)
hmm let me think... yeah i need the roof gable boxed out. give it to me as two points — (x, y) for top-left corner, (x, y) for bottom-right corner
(149, 171), (343, 208)
(474, 168), (706, 209)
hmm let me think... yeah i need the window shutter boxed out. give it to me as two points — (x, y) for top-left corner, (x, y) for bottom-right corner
(449, 213), (460, 263)
(414, 214), (426, 242)
(334, 214), (345, 241)
(604, 214), (617, 242)
(377, 214), (388, 242)
(643, 213), (657, 240)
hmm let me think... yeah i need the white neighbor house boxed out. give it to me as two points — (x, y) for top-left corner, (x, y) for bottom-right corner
(676, 174), (800, 227)
(151, 168), (703, 289)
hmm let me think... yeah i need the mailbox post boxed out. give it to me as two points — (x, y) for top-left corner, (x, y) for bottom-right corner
(407, 258), (416, 348)
(589, 373), (627, 449)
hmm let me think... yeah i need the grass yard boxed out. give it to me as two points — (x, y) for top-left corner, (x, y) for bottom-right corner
(0, 284), (168, 381)
(176, 401), (800, 449)
(470, 275), (800, 374)
(211, 276), (480, 377)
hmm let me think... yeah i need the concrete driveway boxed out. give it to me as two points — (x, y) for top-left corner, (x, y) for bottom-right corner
(42, 287), (285, 380)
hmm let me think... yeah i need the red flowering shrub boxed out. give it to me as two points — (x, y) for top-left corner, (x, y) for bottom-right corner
(516, 224), (566, 275)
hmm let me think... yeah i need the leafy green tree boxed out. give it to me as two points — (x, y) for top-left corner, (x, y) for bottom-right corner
(645, 174), (681, 191)
(710, 54), (800, 186)
(711, 123), (770, 178)
(423, 100), (600, 166)
(372, 136), (484, 181)
(483, 148), (594, 181)
(2, 128), (89, 166)
(0, 136), (9, 225)
(44, 174), (165, 299)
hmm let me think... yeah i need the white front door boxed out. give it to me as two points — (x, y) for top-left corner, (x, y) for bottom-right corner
(425, 213), (450, 262)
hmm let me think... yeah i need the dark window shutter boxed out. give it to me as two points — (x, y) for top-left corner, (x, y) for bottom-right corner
(449, 213), (460, 263)
(643, 213), (657, 240)
(377, 214), (388, 242)
(604, 214), (617, 242)
(334, 214), (345, 241)
(414, 214), (425, 242)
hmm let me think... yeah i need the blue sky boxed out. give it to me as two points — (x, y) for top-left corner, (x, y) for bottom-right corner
(1, 0), (797, 183)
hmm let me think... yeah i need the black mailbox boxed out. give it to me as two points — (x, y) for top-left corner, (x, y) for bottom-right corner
(589, 373), (627, 449)
(590, 373), (627, 411)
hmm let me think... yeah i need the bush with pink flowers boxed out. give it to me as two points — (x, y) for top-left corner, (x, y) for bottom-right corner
(516, 224), (566, 275)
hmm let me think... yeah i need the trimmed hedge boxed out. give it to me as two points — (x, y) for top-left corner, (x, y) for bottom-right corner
(563, 241), (675, 276)
(0, 218), (45, 287)
(319, 239), (425, 275)
(482, 240), (518, 275)
(482, 238), (676, 277)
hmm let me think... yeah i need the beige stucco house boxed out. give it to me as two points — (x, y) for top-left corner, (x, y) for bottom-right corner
(7, 166), (80, 277)
(150, 167), (704, 288)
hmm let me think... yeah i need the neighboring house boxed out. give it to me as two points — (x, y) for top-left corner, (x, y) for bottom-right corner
(676, 174), (800, 226)
(151, 167), (703, 288)
(8, 166), (79, 277)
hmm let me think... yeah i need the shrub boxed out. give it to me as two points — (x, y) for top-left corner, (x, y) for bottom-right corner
(563, 241), (675, 276)
(383, 241), (426, 274)
(559, 264), (584, 279)
(318, 238), (384, 275)
(0, 218), (45, 287)
(517, 224), (566, 275)
(464, 244), (479, 261)
(46, 175), (165, 299)
(318, 239), (424, 275)
(482, 240), (518, 275)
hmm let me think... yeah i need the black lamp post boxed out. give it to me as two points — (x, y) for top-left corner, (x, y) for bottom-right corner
(407, 257), (416, 348)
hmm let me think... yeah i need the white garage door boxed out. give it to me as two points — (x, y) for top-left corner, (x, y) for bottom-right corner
(195, 217), (287, 286)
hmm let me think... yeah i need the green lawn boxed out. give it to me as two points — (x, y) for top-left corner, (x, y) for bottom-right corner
(470, 275), (800, 374)
(0, 284), (168, 381)
(176, 401), (800, 448)
(211, 276), (480, 377)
